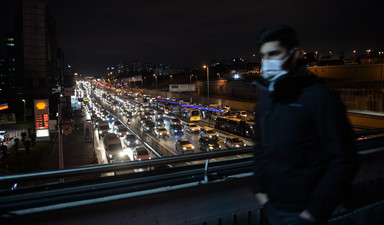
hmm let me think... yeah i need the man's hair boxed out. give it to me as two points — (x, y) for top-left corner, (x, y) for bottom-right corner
(256, 26), (299, 51)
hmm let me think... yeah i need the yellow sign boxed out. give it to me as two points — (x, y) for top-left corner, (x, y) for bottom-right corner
(36, 101), (47, 110)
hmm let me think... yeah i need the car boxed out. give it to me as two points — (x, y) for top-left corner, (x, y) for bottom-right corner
(170, 118), (181, 125)
(169, 124), (184, 136)
(114, 125), (129, 137)
(154, 112), (164, 119)
(198, 137), (221, 151)
(105, 114), (115, 123)
(184, 123), (199, 133)
(103, 133), (126, 160)
(199, 126), (219, 140)
(154, 126), (169, 138)
(138, 115), (147, 124)
(124, 111), (133, 118)
(155, 118), (165, 126)
(142, 110), (152, 119)
(133, 146), (151, 160)
(175, 139), (194, 154)
(97, 121), (111, 138)
(142, 120), (155, 133)
(224, 136), (246, 148)
(0, 130), (7, 143)
(209, 104), (218, 109)
(95, 118), (104, 127)
(239, 111), (248, 117)
(124, 134), (140, 147)
(112, 120), (122, 127)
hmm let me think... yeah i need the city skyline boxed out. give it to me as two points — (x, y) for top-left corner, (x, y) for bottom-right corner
(1, 0), (383, 76)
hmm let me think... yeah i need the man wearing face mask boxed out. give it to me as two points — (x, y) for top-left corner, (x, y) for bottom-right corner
(252, 26), (358, 225)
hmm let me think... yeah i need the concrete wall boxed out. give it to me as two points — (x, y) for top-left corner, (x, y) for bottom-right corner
(308, 64), (384, 80)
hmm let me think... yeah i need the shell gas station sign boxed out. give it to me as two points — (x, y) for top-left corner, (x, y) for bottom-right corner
(34, 99), (50, 139)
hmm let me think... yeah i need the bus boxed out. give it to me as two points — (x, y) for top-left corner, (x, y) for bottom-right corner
(180, 107), (201, 122)
(214, 115), (254, 138)
(157, 102), (169, 114)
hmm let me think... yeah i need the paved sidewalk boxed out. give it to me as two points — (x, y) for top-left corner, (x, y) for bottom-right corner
(39, 110), (96, 171)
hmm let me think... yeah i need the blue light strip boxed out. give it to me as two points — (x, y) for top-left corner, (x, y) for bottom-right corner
(156, 98), (223, 112)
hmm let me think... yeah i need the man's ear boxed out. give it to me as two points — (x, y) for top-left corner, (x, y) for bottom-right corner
(292, 48), (303, 60)
(291, 48), (303, 68)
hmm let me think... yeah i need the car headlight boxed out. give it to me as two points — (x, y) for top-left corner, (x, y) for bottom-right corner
(244, 144), (247, 146)
(108, 154), (113, 158)
(183, 147), (187, 150)
(99, 131), (102, 134)
(135, 140), (139, 144)
(235, 145), (240, 147)
(191, 146), (194, 149)
(209, 146), (214, 149)
(209, 135), (212, 138)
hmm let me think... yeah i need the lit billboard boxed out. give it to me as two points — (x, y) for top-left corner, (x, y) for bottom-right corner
(34, 99), (50, 139)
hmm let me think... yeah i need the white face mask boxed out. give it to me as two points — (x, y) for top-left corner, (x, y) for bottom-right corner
(261, 53), (291, 81)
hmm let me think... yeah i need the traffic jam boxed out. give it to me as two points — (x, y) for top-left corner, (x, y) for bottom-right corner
(77, 80), (254, 169)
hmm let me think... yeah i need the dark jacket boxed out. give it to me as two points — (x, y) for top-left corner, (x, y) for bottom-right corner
(252, 64), (358, 220)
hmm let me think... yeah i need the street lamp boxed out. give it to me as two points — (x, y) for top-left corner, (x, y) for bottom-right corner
(22, 99), (26, 122)
(203, 65), (209, 105)
(153, 74), (157, 88)
(190, 74), (195, 84)
(170, 74), (173, 83)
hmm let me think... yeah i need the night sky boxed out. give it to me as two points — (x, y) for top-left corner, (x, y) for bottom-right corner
(1, 0), (383, 76)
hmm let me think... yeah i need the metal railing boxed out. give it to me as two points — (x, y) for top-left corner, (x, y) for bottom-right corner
(1, 141), (384, 224)
(0, 147), (253, 217)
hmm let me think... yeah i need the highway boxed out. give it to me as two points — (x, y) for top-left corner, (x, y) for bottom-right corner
(79, 80), (254, 169)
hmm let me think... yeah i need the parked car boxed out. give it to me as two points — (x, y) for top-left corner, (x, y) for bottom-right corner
(199, 126), (219, 140)
(198, 137), (221, 151)
(184, 123), (199, 133)
(133, 146), (151, 160)
(175, 139), (194, 154)
(224, 136), (246, 148)
(169, 124), (184, 136)
(124, 134), (140, 147)
(154, 126), (169, 138)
